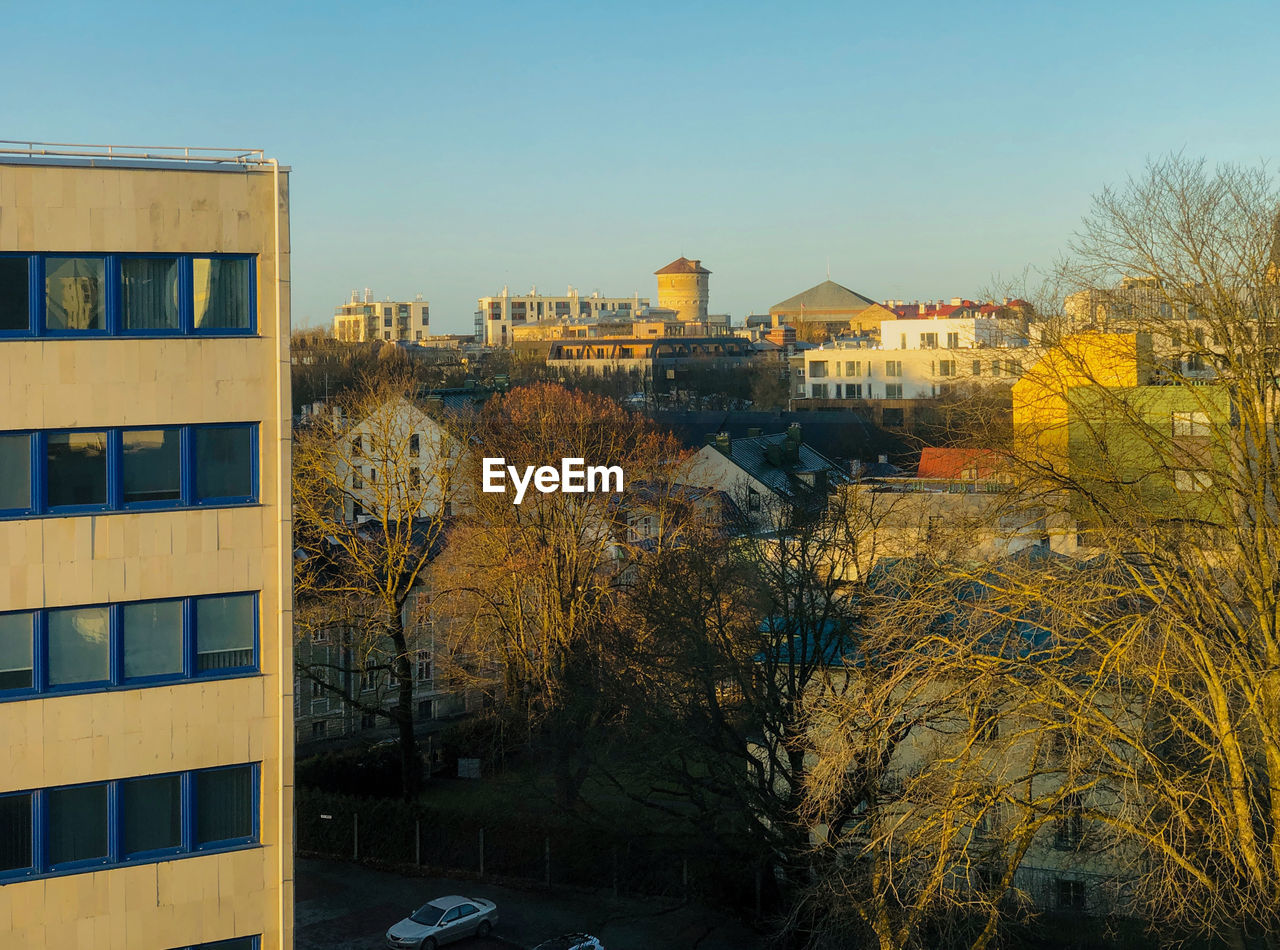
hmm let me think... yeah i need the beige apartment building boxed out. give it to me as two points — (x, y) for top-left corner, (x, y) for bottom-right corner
(0, 144), (293, 950)
(475, 286), (648, 346)
(333, 289), (430, 343)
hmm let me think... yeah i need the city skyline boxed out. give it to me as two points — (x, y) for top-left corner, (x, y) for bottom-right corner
(6, 0), (1280, 334)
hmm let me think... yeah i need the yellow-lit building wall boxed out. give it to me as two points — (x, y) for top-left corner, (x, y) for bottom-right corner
(0, 160), (292, 949)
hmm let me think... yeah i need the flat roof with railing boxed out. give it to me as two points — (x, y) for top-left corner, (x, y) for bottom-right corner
(0, 140), (284, 171)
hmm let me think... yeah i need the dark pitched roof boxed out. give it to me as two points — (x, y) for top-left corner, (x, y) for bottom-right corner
(708, 431), (850, 499)
(655, 257), (711, 275)
(770, 280), (878, 314)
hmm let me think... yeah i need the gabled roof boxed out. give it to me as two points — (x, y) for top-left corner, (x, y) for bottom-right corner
(704, 432), (850, 499)
(770, 280), (878, 314)
(655, 257), (711, 275)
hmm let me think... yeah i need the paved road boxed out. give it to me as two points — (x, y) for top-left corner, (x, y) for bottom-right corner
(296, 856), (764, 950)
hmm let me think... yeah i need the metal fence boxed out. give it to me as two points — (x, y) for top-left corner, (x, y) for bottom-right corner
(296, 787), (752, 905)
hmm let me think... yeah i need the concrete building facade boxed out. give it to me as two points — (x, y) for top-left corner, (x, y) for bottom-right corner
(332, 289), (430, 343)
(0, 145), (293, 950)
(654, 257), (710, 323)
(475, 287), (648, 346)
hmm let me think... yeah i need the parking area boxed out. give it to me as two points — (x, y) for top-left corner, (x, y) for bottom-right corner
(296, 856), (764, 950)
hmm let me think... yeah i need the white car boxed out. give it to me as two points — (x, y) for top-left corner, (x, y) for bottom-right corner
(385, 894), (499, 949)
(530, 935), (605, 950)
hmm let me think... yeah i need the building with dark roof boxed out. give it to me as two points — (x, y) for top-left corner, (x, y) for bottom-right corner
(769, 279), (895, 338)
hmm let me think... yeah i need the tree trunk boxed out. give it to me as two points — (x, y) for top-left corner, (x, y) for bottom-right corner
(388, 609), (420, 799)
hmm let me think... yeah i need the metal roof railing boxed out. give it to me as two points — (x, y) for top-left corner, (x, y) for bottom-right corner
(0, 140), (269, 165)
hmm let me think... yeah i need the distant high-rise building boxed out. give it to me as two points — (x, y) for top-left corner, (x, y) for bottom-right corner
(0, 143), (293, 950)
(333, 289), (430, 342)
(654, 257), (711, 323)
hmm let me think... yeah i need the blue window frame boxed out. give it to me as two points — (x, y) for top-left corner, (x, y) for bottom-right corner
(0, 765), (259, 884)
(0, 592), (259, 702)
(0, 252), (255, 338)
(0, 423), (257, 519)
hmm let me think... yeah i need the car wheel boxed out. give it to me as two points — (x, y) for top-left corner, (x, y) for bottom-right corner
(477, 921), (492, 938)
(421, 940), (436, 950)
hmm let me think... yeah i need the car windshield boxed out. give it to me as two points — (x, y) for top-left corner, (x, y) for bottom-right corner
(409, 904), (445, 926)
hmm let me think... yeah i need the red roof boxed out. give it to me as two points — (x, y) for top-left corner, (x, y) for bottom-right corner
(916, 447), (1001, 479)
(655, 257), (711, 275)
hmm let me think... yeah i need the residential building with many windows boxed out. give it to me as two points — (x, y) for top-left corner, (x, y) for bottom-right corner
(795, 314), (1033, 405)
(475, 286), (648, 346)
(333, 289), (430, 343)
(0, 144), (292, 950)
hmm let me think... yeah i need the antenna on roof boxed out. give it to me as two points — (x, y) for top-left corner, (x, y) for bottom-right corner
(826, 257), (830, 281)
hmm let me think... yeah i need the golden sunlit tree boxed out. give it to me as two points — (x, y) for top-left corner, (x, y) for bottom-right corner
(433, 383), (689, 807)
(293, 372), (468, 797)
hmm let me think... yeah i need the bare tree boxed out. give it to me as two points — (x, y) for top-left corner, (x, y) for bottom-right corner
(432, 383), (689, 807)
(293, 372), (467, 797)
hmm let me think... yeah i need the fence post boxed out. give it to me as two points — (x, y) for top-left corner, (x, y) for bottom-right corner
(612, 847), (618, 898)
(415, 819), (421, 866)
(682, 858), (688, 901)
(544, 836), (551, 887)
(479, 827), (485, 877)
(353, 812), (359, 861)
(755, 866), (762, 919)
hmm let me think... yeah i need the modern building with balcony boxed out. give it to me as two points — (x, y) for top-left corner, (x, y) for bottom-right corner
(0, 142), (293, 950)
(333, 289), (430, 343)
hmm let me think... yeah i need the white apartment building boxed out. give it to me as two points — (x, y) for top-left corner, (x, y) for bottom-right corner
(798, 315), (1031, 401)
(475, 286), (649, 346)
(333, 289), (430, 343)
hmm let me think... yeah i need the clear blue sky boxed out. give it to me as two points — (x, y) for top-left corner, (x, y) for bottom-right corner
(6, 0), (1278, 333)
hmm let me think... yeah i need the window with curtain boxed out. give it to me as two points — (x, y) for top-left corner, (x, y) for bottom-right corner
(193, 258), (250, 330)
(47, 606), (110, 686)
(195, 595), (255, 672)
(0, 793), (32, 873)
(47, 784), (109, 866)
(195, 766), (254, 845)
(122, 257), (180, 330)
(0, 258), (29, 331)
(195, 426), (253, 501)
(123, 600), (183, 679)
(123, 428), (182, 504)
(47, 431), (108, 508)
(122, 774), (182, 855)
(0, 434), (30, 511)
(0, 612), (33, 691)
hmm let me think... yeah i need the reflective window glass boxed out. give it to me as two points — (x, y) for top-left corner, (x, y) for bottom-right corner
(47, 431), (108, 508)
(0, 434), (30, 511)
(196, 426), (253, 501)
(0, 613), (33, 691)
(0, 258), (30, 331)
(45, 258), (105, 331)
(47, 606), (110, 686)
(196, 595), (255, 672)
(123, 428), (182, 504)
(123, 600), (183, 679)
(47, 784), (108, 865)
(122, 774), (182, 855)
(122, 257), (181, 331)
(193, 258), (250, 330)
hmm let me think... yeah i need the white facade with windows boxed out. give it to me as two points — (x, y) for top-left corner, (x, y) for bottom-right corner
(799, 316), (1033, 401)
(333, 289), (430, 343)
(476, 287), (648, 346)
